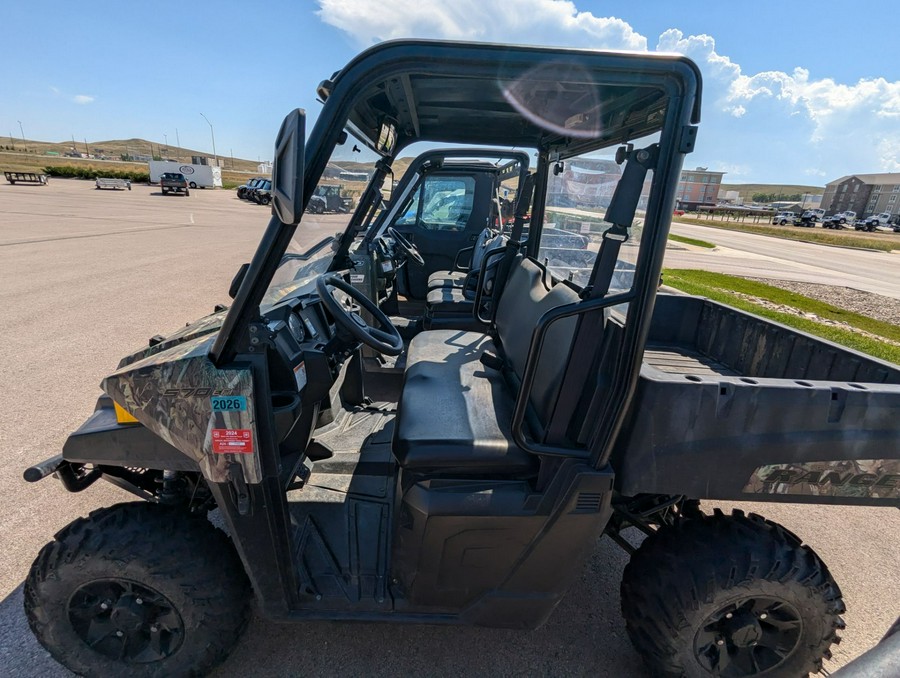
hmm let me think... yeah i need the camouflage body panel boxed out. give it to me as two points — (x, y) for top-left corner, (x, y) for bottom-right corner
(102, 333), (263, 484)
(744, 459), (900, 499)
(118, 310), (227, 368)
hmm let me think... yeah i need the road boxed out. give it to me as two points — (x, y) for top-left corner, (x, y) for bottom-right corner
(0, 180), (898, 676)
(667, 221), (900, 300)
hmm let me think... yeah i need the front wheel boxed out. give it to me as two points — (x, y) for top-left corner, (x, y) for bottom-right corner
(621, 509), (844, 677)
(24, 503), (250, 677)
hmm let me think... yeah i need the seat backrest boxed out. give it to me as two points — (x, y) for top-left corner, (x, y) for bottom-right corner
(494, 256), (580, 423)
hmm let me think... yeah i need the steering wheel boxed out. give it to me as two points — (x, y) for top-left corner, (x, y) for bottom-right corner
(316, 274), (404, 356)
(387, 227), (425, 267)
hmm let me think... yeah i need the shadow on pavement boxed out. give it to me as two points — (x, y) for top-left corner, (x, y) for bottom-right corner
(0, 537), (646, 677)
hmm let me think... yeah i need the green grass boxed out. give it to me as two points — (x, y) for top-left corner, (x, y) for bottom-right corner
(662, 269), (900, 363)
(668, 233), (715, 249)
(672, 216), (900, 252)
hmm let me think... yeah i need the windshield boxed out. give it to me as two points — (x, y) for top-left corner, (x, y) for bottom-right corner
(261, 132), (381, 308)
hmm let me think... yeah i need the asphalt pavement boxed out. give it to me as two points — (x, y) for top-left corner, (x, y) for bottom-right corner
(1, 180), (898, 676)
(668, 221), (900, 300)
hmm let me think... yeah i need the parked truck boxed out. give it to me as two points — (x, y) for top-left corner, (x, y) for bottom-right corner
(148, 160), (222, 189)
(856, 211), (893, 232)
(822, 211), (856, 229)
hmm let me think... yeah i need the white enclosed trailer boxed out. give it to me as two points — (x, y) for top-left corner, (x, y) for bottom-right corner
(148, 161), (222, 188)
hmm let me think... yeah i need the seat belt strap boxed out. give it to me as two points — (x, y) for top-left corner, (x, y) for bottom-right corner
(544, 145), (658, 444)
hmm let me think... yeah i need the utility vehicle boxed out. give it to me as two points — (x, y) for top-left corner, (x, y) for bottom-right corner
(237, 176), (265, 199)
(23, 40), (900, 677)
(307, 184), (354, 214)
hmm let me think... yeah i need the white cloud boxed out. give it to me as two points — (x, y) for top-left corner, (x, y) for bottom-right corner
(315, 1), (900, 181)
(49, 86), (60, 95)
(317, 0), (647, 50)
(72, 94), (94, 105)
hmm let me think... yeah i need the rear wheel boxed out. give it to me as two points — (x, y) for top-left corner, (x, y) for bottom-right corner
(621, 509), (844, 677)
(24, 502), (250, 677)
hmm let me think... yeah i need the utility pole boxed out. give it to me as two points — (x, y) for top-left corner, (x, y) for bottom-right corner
(17, 120), (26, 151)
(175, 128), (180, 153)
(199, 113), (217, 167)
(230, 148), (234, 169)
(164, 134), (168, 157)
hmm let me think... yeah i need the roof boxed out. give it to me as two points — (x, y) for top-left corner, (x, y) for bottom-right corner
(825, 172), (900, 187)
(318, 40), (702, 159)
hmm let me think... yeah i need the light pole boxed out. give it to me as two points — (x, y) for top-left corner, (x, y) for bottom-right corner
(163, 134), (168, 158)
(199, 113), (217, 166)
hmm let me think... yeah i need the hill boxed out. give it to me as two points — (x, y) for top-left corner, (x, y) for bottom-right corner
(720, 183), (824, 200)
(1, 136), (263, 172)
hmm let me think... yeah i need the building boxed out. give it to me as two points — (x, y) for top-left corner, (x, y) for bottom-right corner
(822, 173), (900, 216)
(676, 167), (726, 210)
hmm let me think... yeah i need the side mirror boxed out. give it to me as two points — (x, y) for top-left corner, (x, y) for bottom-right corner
(271, 109), (306, 225)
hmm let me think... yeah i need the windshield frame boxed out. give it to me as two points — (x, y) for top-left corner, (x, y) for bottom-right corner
(210, 41), (700, 367)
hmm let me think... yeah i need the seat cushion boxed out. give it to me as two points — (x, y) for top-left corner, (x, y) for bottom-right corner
(425, 285), (474, 315)
(394, 330), (536, 475)
(427, 270), (467, 290)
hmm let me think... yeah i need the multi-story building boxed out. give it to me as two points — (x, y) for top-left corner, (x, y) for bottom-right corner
(822, 173), (900, 216)
(675, 168), (725, 210)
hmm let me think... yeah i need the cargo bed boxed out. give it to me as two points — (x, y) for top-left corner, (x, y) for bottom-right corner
(614, 294), (900, 506)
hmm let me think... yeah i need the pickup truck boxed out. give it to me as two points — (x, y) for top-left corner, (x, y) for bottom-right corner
(159, 172), (190, 196)
(793, 208), (825, 226)
(856, 212), (893, 232)
(822, 211), (856, 229)
(771, 211), (795, 225)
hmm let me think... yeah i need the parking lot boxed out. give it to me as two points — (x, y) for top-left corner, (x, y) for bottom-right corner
(1, 178), (898, 675)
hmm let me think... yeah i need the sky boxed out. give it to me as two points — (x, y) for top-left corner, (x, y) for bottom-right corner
(3, 0), (899, 185)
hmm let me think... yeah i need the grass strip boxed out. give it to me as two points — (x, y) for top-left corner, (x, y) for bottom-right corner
(668, 233), (716, 249)
(672, 216), (898, 252)
(662, 269), (900, 364)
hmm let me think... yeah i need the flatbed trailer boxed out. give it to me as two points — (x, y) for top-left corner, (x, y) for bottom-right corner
(4, 171), (48, 185)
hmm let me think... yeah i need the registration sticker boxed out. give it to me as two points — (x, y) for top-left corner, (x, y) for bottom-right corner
(211, 429), (253, 454)
(294, 361), (307, 390)
(211, 395), (246, 412)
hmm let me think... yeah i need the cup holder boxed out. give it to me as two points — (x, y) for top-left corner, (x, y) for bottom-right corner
(271, 392), (302, 443)
(272, 393), (298, 410)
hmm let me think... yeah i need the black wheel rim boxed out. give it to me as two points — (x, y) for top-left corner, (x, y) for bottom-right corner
(67, 578), (184, 664)
(693, 596), (802, 676)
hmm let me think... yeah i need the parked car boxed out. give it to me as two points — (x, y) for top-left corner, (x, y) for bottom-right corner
(822, 211), (856, 229)
(771, 211), (795, 225)
(856, 212), (894, 232)
(159, 172), (189, 196)
(237, 177), (265, 200)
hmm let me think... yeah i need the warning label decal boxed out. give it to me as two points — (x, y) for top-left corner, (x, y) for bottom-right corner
(211, 429), (253, 454)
